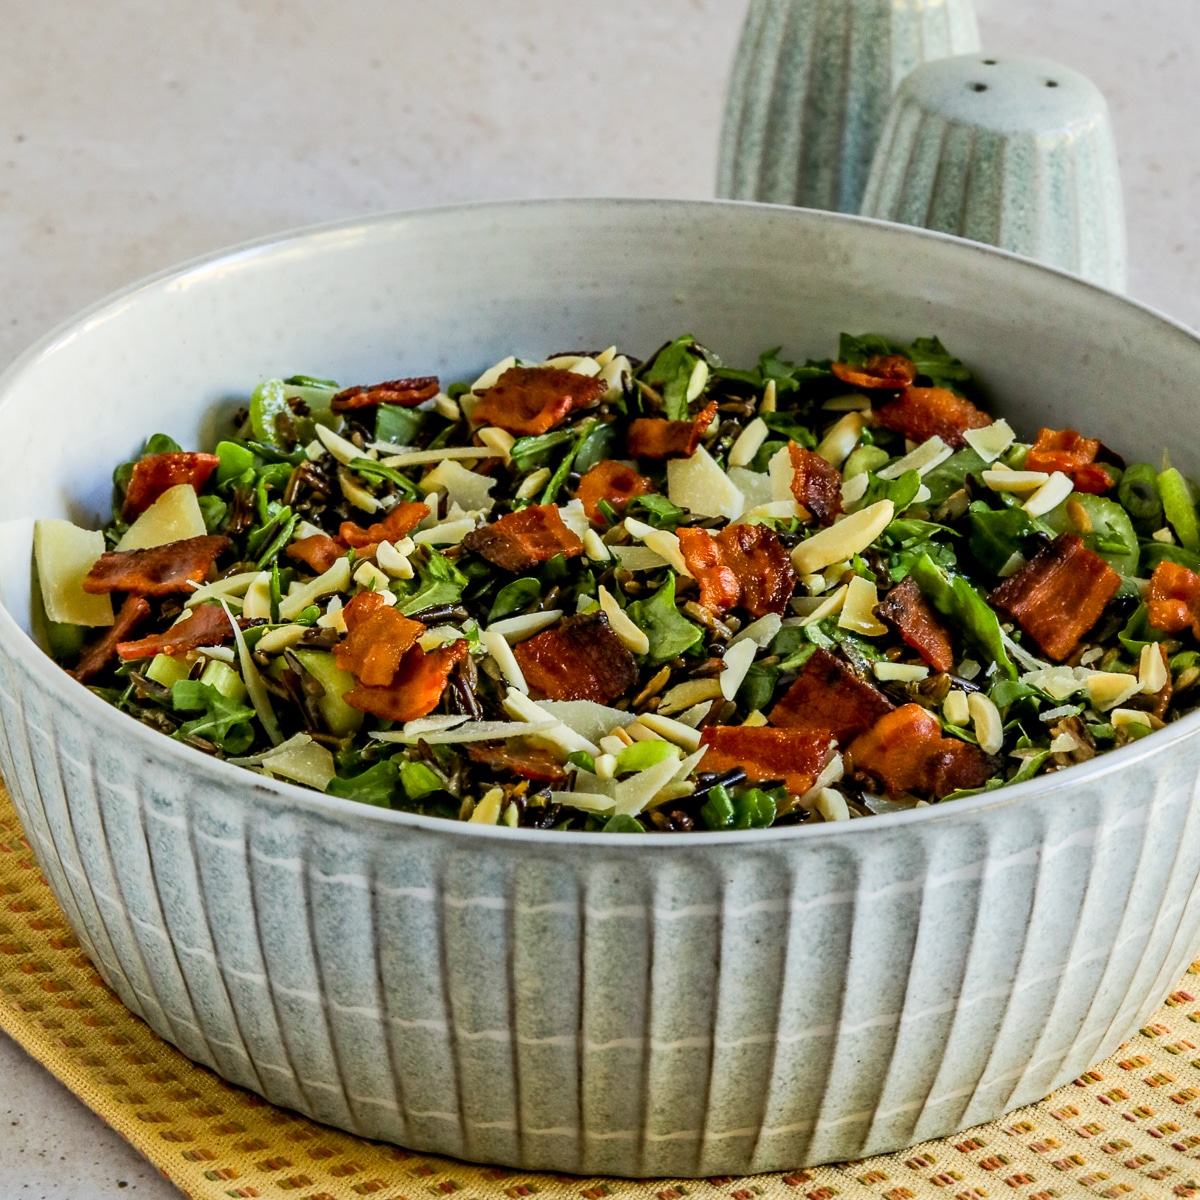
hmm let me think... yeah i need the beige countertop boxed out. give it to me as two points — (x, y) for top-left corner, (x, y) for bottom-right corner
(2, 1), (1198, 1195)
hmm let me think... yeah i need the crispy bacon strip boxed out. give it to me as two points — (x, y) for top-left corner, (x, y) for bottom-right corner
(512, 612), (638, 704)
(331, 377), (440, 412)
(467, 742), (567, 784)
(335, 591), (426, 688)
(117, 603), (239, 660)
(848, 704), (992, 799)
(989, 532), (1120, 662)
(72, 596), (151, 683)
(788, 443), (843, 525)
(344, 638), (468, 722)
(82, 535), (231, 597)
(626, 401), (717, 459)
(1147, 559), (1200, 640)
(575, 459), (652, 524)
(769, 648), (895, 745)
(831, 355), (917, 390)
(339, 501), (430, 549)
(1024, 428), (1114, 494)
(288, 534), (345, 574)
(470, 366), (607, 436)
(462, 504), (584, 572)
(874, 387), (992, 449)
(698, 726), (837, 796)
(677, 523), (796, 617)
(875, 577), (955, 673)
(122, 452), (221, 521)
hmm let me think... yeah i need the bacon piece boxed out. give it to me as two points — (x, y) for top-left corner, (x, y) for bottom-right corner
(874, 387), (992, 449)
(848, 704), (992, 800)
(831, 355), (917, 390)
(122, 452), (221, 521)
(470, 366), (607, 436)
(875, 577), (955, 673)
(1024, 428), (1114, 494)
(575, 459), (653, 524)
(344, 638), (468, 722)
(117, 604), (238, 660)
(339, 501), (430, 550)
(467, 742), (568, 784)
(288, 534), (345, 574)
(698, 726), (837, 796)
(331, 377), (440, 412)
(71, 596), (151, 683)
(989, 533), (1120, 662)
(462, 504), (584, 572)
(335, 591), (426, 688)
(512, 613), (638, 704)
(82, 535), (231, 597)
(788, 443), (843, 525)
(626, 401), (717, 459)
(1147, 559), (1200, 640)
(677, 523), (796, 617)
(769, 648), (895, 745)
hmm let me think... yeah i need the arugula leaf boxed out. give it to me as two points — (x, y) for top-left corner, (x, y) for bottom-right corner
(628, 493), (688, 530)
(510, 425), (579, 466)
(489, 578), (541, 622)
(714, 346), (832, 395)
(904, 336), (972, 389)
(397, 548), (468, 615)
(838, 333), (895, 364)
(327, 760), (400, 808)
(626, 575), (703, 663)
(1042, 494), (1139, 577)
(737, 661), (780, 712)
(968, 503), (1047, 576)
(921, 447), (989, 506)
(761, 411), (817, 449)
(909, 553), (1017, 679)
(198, 494), (227, 534)
(170, 680), (256, 754)
(1141, 539), (1200, 576)
(540, 420), (594, 505)
(573, 420), (619, 475)
(348, 457), (419, 498)
(375, 405), (425, 446)
(861, 469), (922, 513)
(399, 759), (444, 801)
(640, 335), (703, 422)
(1119, 603), (1168, 657)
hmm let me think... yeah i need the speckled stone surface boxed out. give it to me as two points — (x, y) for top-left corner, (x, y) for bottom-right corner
(860, 54), (1126, 288)
(2, 1), (1200, 1196)
(717, 0), (980, 213)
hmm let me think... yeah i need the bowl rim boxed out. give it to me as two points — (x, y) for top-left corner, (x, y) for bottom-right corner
(3, 194), (1198, 848)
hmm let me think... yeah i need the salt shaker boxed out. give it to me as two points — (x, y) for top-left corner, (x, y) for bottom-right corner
(860, 55), (1127, 290)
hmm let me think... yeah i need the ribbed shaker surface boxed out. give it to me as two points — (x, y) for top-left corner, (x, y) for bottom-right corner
(860, 55), (1127, 290)
(718, 0), (981, 214)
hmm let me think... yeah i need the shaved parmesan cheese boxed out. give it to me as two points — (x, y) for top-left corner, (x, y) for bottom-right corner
(1085, 671), (1141, 712)
(1111, 708), (1153, 732)
(401, 714), (470, 737)
(675, 701), (715, 728)
(241, 572), (273, 620)
(374, 718), (554, 745)
(476, 427), (515, 461)
(379, 445), (500, 467)
(338, 467), (380, 513)
(34, 519), (113, 626)
(557, 498), (589, 540)
(797, 583), (848, 626)
(279, 556), (352, 621)
(964, 419), (1015, 463)
(877, 436), (951, 480)
(535, 700), (638, 743)
(720, 637), (757, 700)
(610, 751), (690, 816)
(423, 459), (497, 516)
(599, 354), (632, 401)
(635, 712), (702, 752)
(841, 472), (870, 506)
(667, 445), (745, 519)
(728, 466), (774, 509)
(418, 625), (466, 651)
(223, 600), (282, 746)
(735, 499), (803, 525)
(1140, 643), (1168, 694)
(727, 418), (769, 468)
(839, 575), (887, 636)
(189, 571), (260, 609)
(116, 483), (207, 551)
(481, 629), (528, 693)
(505, 689), (600, 755)
(768, 444), (796, 503)
(624, 517), (689, 575)
(472, 355), (516, 392)
(256, 624), (308, 654)
(791, 500), (895, 575)
(262, 738), (336, 791)
(549, 790), (616, 815)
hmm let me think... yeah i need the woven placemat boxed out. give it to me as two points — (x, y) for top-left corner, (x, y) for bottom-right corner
(3, 786), (1200, 1200)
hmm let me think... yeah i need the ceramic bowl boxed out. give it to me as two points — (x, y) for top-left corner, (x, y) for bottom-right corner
(1, 200), (1199, 1178)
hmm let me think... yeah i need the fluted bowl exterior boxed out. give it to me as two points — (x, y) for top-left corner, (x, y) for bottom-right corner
(0, 200), (1199, 1175)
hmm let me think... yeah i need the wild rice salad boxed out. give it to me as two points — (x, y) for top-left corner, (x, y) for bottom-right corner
(33, 334), (1200, 831)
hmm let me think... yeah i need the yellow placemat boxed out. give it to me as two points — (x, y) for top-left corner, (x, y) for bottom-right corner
(3, 787), (1200, 1200)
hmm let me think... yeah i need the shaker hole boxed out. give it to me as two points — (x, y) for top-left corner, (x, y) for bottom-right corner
(968, 82), (988, 92)
(1046, 80), (1060, 87)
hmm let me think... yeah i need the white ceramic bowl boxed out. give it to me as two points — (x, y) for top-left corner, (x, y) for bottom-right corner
(1, 200), (1199, 1178)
